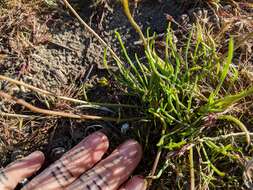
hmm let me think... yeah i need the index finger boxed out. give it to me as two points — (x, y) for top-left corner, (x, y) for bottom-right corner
(23, 131), (109, 190)
(66, 140), (142, 190)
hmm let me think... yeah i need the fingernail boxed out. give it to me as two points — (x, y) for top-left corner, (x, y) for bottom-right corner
(120, 140), (142, 160)
(26, 151), (45, 163)
(93, 131), (108, 140)
(80, 131), (108, 145)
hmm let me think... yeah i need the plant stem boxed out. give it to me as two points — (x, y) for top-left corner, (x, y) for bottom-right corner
(121, 0), (147, 47)
(148, 120), (166, 187)
(189, 147), (195, 190)
(217, 115), (251, 146)
(202, 144), (225, 177)
(0, 112), (40, 119)
(0, 75), (138, 108)
(148, 147), (162, 187)
(200, 132), (253, 142)
(61, 0), (124, 68)
(0, 91), (142, 122)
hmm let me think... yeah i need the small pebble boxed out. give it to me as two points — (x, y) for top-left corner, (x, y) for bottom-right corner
(121, 123), (129, 134)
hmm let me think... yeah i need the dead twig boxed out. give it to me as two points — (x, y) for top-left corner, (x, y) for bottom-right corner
(0, 75), (138, 108)
(189, 147), (195, 190)
(0, 112), (39, 119)
(61, 0), (124, 67)
(0, 91), (141, 122)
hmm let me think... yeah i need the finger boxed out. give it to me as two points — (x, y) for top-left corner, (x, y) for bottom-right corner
(0, 151), (45, 190)
(66, 140), (142, 190)
(23, 131), (109, 190)
(119, 176), (147, 190)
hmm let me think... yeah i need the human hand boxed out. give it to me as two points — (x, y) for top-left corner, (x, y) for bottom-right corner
(0, 132), (146, 190)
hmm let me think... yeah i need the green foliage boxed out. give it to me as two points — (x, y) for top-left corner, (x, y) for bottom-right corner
(43, 0), (57, 7)
(106, 23), (252, 127)
(104, 22), (253, 187)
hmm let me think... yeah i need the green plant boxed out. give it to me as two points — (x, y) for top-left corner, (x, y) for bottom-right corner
(104, 1), (253, 187)
(43, 0), (57, 7)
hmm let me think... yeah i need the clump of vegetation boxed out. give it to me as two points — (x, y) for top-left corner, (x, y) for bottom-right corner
(104, 0), (253, 188)
(0, 0), (252, 188)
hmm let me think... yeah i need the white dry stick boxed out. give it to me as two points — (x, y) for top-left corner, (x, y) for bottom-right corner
(0, 75), (137, 108)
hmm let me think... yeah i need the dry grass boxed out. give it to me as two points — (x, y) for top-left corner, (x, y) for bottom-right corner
(0, 0), (51, 61)
(0, 0), (61, 165)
